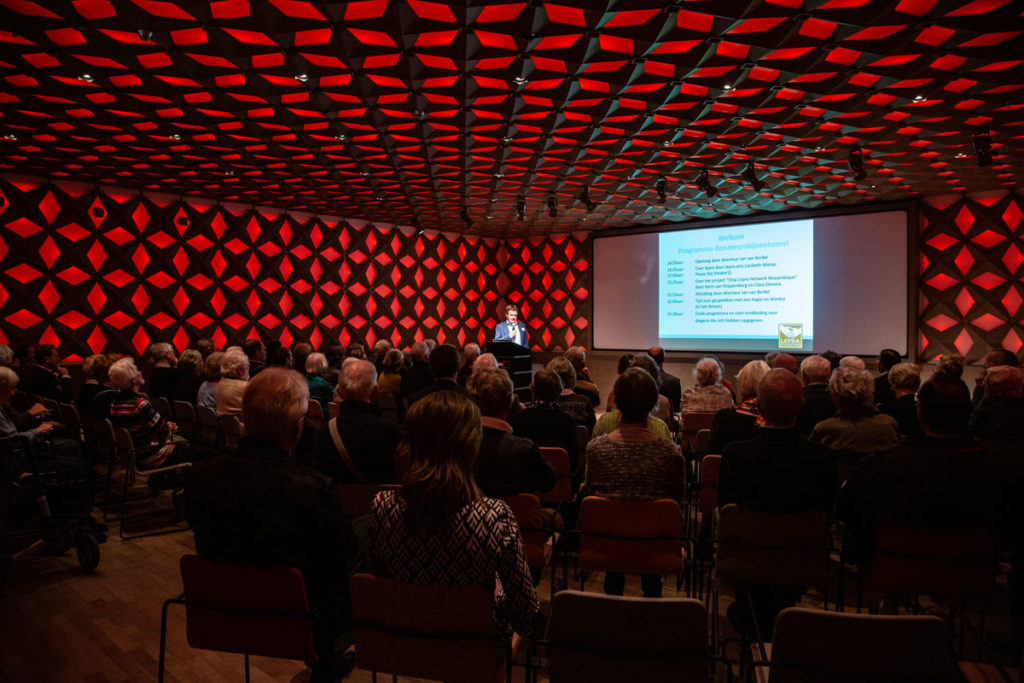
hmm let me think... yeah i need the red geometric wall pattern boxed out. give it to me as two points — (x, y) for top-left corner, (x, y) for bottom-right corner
(919, 191), (1024, 361)
(0, 175), (590, 360)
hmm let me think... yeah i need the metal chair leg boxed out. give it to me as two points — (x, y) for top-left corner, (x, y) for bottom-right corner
(244, 654), (250, 683)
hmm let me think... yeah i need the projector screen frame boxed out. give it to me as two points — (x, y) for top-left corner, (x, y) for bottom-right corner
(590, 200), (920, 361)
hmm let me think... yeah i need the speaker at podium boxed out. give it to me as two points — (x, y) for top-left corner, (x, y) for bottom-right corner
(486, 341), (533, 397)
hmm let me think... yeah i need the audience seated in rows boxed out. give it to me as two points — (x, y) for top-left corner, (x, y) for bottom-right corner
(469, 368), (554, 498)
(399, 341), (433, 400)
(772, 353), (798, 374)
(312, 359), (402, 485)
(680, 357), (735, 414)
(292, 343), (313, 378)
(242, 338), (267, 378)
(77, 353), (114, 417)
(564, 346), (600, 407)
(629, 353), (673, 426)
(873, 348), (903, 405)
(877, 361), (923, 437)
(215, 348), (249, 416)
(407, 344), (465, 407)
(796, 355), (835, 435)
(108, 358), (191, 470)
(548, 356), (596, 433)
(810, 367), (899, 456)
(21, 344), (72, 402)
(584, 366), (686, 598)
(365, 391), (539, 642)
(710, 360), (770, 453)
(146, 342), (178, 403)
(456, 342), (481, 387)
(186, 368), (359, 683)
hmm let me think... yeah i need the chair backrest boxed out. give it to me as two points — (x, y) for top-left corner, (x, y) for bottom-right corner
(112, 425), (136, 469)
(550, 590), (710, 683)
(178, 554), (316, 662)
(58, 402), (80, 434)
(152, 395), (173, 420)
(503, 492), (548, 569)
(306, 400), (324, 430)
(172, 401), (197, 439)
(680, 412), (717, 450)
(716, 504), (828, 588)
(350, 573), (501, 683)
(328, 401), (341, 419)
(194, 405), (219, 447)
(538, 446), (573, 504)
(698, 454), (721, 515)
(218, 414), (243, 452)
(336, 483), (399, 519)
(578, 496), (685, 576)
(767, 607), (958, 683)
(694, 428), (712, 455)
(867, 524), (998, 600)
(41, 397), (60, 416)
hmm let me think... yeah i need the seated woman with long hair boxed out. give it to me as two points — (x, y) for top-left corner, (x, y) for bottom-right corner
(365, 390), (538, 640)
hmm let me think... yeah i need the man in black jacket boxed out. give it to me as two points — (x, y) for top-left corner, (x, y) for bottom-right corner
(22, 344), (72, 402)
(796, 354), (835, 435)
(187, 368), (359, 683)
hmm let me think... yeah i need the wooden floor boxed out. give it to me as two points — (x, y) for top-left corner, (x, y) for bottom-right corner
(1, 500), (1015, 682)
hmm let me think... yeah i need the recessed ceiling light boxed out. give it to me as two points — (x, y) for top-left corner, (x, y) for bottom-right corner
(723, 83), (733, 90)
(502, 136), (513, 143)
(512, 76), (528, 86)
(295, 74), (309, 82)
(170, 133), (181, 140)
(335, 134), (347, 141)
(2, 134), (18, 141)
(79, 74), (93, 82)
(913, 94), (925, 102)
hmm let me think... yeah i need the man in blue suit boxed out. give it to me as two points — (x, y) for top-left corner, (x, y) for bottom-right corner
(494, 304), (529, 347)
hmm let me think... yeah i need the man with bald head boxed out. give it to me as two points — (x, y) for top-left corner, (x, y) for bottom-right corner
(719, 368), (837, 637)
(968, 365), (1024, 442)
(313, 359), (403, 484)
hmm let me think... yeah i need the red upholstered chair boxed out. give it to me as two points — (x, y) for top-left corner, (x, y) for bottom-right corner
(577, 496), (687, 592)
(537, 446), (574, 506)
(693, 453), (721, 600)
(350, 572), (516, 683)
(679, 411), (716, 451)
(158, 554), (317, 683)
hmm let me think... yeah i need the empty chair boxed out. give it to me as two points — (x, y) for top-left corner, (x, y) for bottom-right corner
(577, 496), (686, 594)
(537, 446), (574, 506)
(159, 554), (317, 683)
(752, 607), (958, 683)
(172, 401), (197, 441)
(550, 590), (712, 683)
(350, 573), (515, 683)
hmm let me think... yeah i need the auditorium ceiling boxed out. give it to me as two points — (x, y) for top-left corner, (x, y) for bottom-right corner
(0, 0), (1022, 236)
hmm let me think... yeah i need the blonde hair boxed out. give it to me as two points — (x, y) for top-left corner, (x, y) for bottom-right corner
(735, 360), (771, 400)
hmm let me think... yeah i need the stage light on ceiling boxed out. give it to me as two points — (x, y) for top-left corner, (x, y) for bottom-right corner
(974, 129), (993, 167)
(516, 195), (526, 221)
(78, 74), (93, 82)
(547, 193), (558, 218)
(295, 73), (309, 82)
(579, 186), (596, 212)
(848, 145), (867, 181)
(655, 177), (667, 203)
(138, 28), (152, 41)
(459, 207), (472, 228)
(742, 162), (765, 192)
(697, 168), (717, 198)
(335, 134), (347, 141)
(512, 76), (528, 87)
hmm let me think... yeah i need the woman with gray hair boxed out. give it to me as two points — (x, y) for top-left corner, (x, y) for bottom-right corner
(215, 348), (250, 416)
(810, 367), (899, 455)
(305, 352), (333, 410)
(878, 361), (923, 436)
(680, 357), (734, 414)
(108, 357), (190, 470)
(710, 360), (771, 452)
(197, 351), (223, 410)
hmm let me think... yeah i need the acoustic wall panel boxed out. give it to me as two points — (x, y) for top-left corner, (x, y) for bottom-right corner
(0, 176), (590, 359)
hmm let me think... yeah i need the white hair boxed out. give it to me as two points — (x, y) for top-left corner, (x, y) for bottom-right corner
(109, 357), (140, 390)
(694, 358), (721, 387)
(839, 356), (866, 371)
(0, 345), (12, 365)
(149, 342), (173, 361)
(306, 352), (328, 375)
(220, 348), (250, 379)
(0, 366), (19, 393)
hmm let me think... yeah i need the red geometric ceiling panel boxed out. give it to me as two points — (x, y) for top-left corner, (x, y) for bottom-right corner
(918, 190), (1024, 361)
(0, 0), (1021, 237)
(0, 176), (590, 357)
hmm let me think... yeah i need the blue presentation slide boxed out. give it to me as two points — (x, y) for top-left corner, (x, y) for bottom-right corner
(658, 220), (814, 352)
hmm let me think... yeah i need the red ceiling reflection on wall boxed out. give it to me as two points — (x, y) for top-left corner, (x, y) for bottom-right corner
(0, 176), (590, 358)
(0, 0), (1020, 237)
(919, 190), (1024, 360)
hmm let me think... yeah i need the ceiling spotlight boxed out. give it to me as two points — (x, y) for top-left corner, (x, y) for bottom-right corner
(169, 133), (181, 140)
(335, 133), (347, 141)
(295, 73), (309, 82)
(655, 177), (667, 204)
(723, 83), (733, 91)
(495, 173), (504, 179)
(138, 28), (153, 41)
(913, 94), (925, 102)
(848, 145), (867, 181)
(547, 193), (558, 218)
(460, 207), (473, 228)
(973, 129), (993, 167)
(742, 162), (765, 192)
(502, 136), (514, 144)
(579, 186), (596, 212)
(955, 152), (969, 159)
(225, 169), (235, 176)
(79, 73), (93, 82)
(697, 168), (717, 198)
(2, 134), (18, 141)
(512, 76), (528, 87)
(516, 195), (526, 221)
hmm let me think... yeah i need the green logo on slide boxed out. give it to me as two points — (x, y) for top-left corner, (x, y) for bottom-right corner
(778, 323), (803, 349)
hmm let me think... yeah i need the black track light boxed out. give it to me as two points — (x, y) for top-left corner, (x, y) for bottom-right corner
(697, 168), (717, 198)
(579, 186), (596, 212)
(547, 193), (558, 218)
(516, 195), (526, 221)
(459, 207), (472, 229)
(655, 177), (667, 204)
(848, 145), (867, 181)
(742, 162), (765, 192)
(974, 129), (993, 167)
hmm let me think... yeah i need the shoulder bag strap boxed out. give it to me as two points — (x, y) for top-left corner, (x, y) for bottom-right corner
(329, 416), (371, 484)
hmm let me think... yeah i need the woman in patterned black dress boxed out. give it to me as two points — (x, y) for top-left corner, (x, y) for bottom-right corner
(365, 390), (539, 640)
